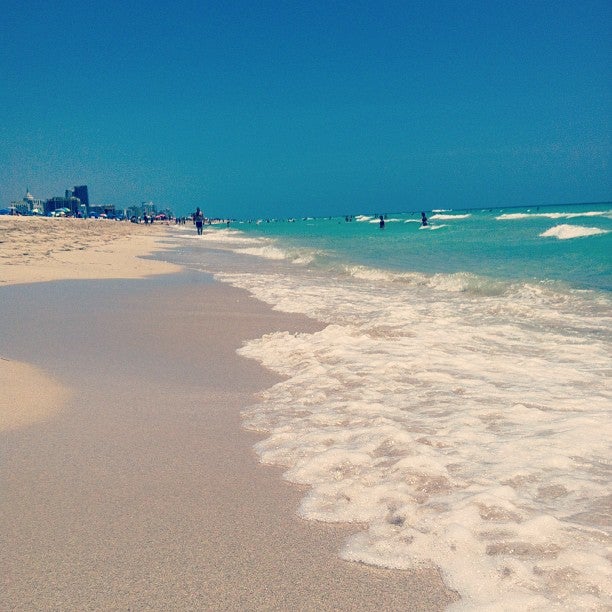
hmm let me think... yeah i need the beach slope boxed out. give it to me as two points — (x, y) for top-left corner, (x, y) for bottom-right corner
(0, 219), (455, 610)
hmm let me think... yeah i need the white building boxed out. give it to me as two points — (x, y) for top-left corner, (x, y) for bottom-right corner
(11, 188), (44, 215)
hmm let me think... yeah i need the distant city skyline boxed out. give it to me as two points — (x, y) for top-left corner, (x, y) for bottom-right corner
(8, 184), (610, 219)
(2, 0), (610, 219)
(6, 184), (177, 220)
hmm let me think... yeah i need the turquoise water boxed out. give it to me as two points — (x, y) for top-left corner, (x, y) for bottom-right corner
(232, 202), (612, 292)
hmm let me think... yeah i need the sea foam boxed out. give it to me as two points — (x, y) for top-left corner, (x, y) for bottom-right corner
(216, 262), (611, 610)
(182, 223), (611, 610)
(497, 210), (611, 221)
(540, 224), (610, 240)
(430, 213), (472, 220)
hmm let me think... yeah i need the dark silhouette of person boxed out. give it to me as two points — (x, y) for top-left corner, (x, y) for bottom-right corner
(379, 215), (385, 229)
(421, 211), (428, 226)
(194, 207), (204, 235)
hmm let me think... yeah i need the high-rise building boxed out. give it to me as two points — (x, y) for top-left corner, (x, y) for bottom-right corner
(73, 185), (89, 207)
(45, 195), (81, 215)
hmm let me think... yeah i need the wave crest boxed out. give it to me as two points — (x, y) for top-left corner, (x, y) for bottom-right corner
(540, 224), (609, 240)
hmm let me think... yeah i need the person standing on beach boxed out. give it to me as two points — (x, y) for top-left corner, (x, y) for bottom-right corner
(193, 207), (204, 235)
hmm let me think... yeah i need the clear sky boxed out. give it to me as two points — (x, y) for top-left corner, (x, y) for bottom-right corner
(2, 0), (610, 218)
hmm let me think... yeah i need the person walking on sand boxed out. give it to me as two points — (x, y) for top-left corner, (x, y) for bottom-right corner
(193, 207), (204, 235)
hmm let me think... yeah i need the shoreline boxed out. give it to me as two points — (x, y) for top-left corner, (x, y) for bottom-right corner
(0, 222), (456, 610)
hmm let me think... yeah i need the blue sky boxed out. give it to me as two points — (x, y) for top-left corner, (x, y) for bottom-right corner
(2, 0), (610, 218)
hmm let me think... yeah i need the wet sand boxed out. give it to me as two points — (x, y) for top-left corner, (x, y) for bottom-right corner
(0, 221), (456, 610)
(0, 358), (70, 432)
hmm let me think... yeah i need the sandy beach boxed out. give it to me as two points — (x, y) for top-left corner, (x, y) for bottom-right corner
(0, 216), (181, 286)
(1, 218), (456, 610)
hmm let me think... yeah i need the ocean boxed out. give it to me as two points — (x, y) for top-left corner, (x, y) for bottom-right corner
(169, 202), (611, 610)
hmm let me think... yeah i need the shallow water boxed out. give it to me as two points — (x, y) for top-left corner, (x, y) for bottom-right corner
(169, 204), (611, 610)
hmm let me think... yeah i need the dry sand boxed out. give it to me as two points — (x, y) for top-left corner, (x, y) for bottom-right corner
(0, 216), (181, 286)
(0, 218), (457, 610)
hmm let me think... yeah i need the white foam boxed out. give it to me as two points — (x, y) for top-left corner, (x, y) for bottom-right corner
(343, 266), (508, 297)
(430, 213), (472, 220)
(178, 229), (263, 246)
(497, 210), (612, 221)
(419, 224), (447, 230)
(181, 229), (309, 263)
(540, 224), (610, 240)
(216, 261), (612, 610)
(345, 265), (402, 282)
(236, 246), (288, 259)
